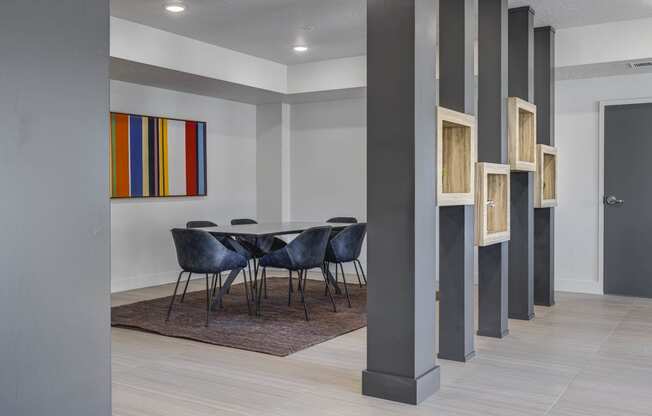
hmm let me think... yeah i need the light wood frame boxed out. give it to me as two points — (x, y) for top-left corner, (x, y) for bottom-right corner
(475, 163), (511, 247)
(436, 106), (477, 206)
(507, 97), (537, 172)
(534, 144), (558, 208)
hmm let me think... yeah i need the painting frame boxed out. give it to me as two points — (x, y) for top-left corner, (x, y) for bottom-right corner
(109, 112), (208, 199)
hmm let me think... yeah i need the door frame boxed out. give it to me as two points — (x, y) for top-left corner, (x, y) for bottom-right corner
(598, 97), (652, 294)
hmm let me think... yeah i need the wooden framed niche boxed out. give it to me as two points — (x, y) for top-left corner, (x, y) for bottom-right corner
(507, 97), (537, 172)
(436, 106), (477, 206)
(475, 163), (511, 247)
(534, 144), (558, 208)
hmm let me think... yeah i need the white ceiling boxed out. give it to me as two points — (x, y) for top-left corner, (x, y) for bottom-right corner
(110, 0), (652, 65)
(110, 0), (366, 65)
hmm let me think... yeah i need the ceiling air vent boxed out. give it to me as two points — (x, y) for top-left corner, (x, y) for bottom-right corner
(629, 61), (652, 69)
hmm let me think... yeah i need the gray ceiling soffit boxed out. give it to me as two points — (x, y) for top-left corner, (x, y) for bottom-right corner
(557, 59), (652, 81)
(110, 57), (367, 105)
(285, 87), (366, 104)
(110, 57), (285, 105)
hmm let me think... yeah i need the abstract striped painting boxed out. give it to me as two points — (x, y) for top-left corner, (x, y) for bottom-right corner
(109, 113), (207, 198)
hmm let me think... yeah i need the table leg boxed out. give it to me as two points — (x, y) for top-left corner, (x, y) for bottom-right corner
(210, 268), (243, 310)
(323, 263), (342, 294)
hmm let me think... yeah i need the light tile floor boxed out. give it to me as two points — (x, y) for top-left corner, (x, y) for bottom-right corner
(112, 282), (652, 416)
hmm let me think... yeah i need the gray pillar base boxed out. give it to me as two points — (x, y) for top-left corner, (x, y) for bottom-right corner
(509, 312), (535, 321)
(438, 350), (476, 362)
(362, 365), (441, 405)
(477, 328), (510, 339)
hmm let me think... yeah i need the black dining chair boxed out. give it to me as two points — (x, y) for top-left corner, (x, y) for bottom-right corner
(185, 221), (252, 301)
(325, 217), (366, 288)
(258, 226), (335, 321)
(324, 223), (367, 307)
(169, 228), (250, 325)
(231, 218), (287, 299)
(326, 217), (358, 224)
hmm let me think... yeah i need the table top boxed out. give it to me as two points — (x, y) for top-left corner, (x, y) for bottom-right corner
(199, 221), (353, 237)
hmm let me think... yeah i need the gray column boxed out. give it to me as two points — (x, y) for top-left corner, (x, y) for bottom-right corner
(534, 26), (556, 306)
(477, 0), (510, 338)
(256, 103), (291, 222)
(508, 6), (535, 320)
(438, 0), (476, 362)
(0, 1), (111, 415)
(363, 0), (440, 405)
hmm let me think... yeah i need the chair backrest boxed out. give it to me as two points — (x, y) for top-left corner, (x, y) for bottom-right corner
(326, 217), (358, 224)
(231, 218), (258, 225)
(186, 221), (217, 229)
(171, 228), (243, 273)
(329, 223), (367, 262)
(286, 226), (332, 269)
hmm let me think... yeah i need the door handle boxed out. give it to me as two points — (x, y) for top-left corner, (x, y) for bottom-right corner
(604, 195), (624, 206)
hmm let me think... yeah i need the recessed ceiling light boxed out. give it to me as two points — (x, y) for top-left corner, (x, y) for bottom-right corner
(165, 2), (186, 13)
(293, 46), (309, 53)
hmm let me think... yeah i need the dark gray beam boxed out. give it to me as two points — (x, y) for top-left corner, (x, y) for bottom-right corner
(477, 0), (510, 338)
(534, 26), (556, 307)
(438, 0), (476, 362)
(508, 7), (535, 102)
(508, 6), (535, 321)
(363, 0), (440, 405)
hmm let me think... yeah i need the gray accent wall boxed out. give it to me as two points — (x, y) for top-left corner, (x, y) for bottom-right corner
(0, 1), (111, 415)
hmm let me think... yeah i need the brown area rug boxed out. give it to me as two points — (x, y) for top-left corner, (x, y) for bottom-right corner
(111, 276), (367, 356)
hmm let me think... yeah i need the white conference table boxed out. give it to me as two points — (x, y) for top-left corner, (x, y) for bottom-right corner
(200, 222), (352, 310)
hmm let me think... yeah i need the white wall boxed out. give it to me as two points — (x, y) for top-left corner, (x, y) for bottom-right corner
(290, 98), (367, 271)
(555, 72), (652, 294)
(110, 80), (257, 292)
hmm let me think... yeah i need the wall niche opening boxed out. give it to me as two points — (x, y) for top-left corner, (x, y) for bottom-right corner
(437, 107), (476, 206)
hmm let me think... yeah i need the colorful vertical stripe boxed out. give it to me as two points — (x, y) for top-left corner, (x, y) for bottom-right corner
(185, 121), (198, 197)
(109, 112), (207, 198)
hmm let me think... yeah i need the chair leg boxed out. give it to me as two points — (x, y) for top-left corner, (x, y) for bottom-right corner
(251, 261), (259, 299)
(242, 268), (252, 315)
(247, 261), (253, 290)
(257, 267), (266, 316)
(323, 263), (329, 296)
(166, 271), (185, 322)
(210, 274), (217, 297)
(216, 273), (224, 309)
(321, 267), (337, 313)
(205, 274), (211, 327)
(180, 272), (193, 302)
(356, 259), (367, 285)
(299, 270), (310, 321)
(353, 261), (363, 288)
(339, 263), (352, 308)
(288, 270), (293, 306)
(263, 267), (268, 299)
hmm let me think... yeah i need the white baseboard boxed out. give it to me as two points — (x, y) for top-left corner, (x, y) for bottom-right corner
(556, 278), (603, 295)
(111, 270), (180, 293)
